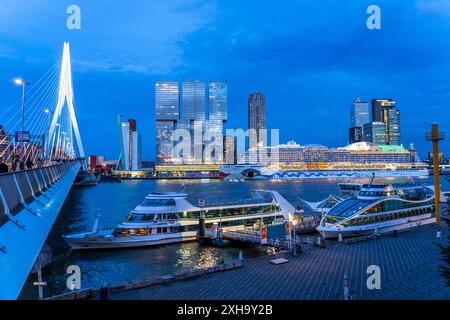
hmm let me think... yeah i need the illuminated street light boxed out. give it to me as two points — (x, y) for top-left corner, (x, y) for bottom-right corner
(14, 77), (30, 159)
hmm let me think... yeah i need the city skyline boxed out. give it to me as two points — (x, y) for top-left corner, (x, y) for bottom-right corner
(1, 1), (450, 160)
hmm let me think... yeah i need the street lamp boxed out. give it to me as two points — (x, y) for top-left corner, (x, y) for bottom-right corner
(14, 78), (30, 160)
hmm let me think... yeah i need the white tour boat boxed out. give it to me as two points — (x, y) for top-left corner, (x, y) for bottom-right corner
(64, 190), (295, 250)
(317, 183), (445, 239)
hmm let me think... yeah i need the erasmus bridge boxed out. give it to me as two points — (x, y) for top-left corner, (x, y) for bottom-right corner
(0, 42), (85, 299)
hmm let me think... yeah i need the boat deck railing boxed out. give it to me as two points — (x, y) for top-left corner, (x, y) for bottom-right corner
(203, 197), (274, 208)
(0, 161), (79, 229)
(389, 183), (434, 189)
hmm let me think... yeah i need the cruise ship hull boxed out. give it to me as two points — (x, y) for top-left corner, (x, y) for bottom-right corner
(317, 214), (435, 239)
(220, 165), (429, 180)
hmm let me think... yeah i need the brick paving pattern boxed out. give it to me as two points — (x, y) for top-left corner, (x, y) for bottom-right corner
(110, 223), (450, 300)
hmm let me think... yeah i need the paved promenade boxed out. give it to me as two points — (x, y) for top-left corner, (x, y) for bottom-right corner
(110, 223), (450, 300)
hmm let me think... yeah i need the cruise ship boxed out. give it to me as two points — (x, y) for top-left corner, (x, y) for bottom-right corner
(64, 190), (295, 250)
(219, 165), (428, 180)
(316, 183), (443, 239)
(220, 141), (428, 180)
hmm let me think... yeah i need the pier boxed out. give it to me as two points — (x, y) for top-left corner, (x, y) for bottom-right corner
(105, 223), (449, 300)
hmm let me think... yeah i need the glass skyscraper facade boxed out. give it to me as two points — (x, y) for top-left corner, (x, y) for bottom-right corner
(350, 97), (369, 128)
(388, 108), (401, 146)
(363, 122), (386, 145)
(155, 81), (180, 164)
(208, 81), (227, 122)
(348, 98), (369, 144)
(156, 120), (176, 164)
(371, 98), (401, 145)
(181, 80), (205, 122)
(349, 126), (363, 144)
(155, 80), (227, 164)
(248, 92), (266, 148)
(155, 81), (180, 120)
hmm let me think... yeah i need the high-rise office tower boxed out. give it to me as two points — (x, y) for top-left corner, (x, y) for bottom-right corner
(371, 99), (395, 122)
(182, 80), (206, 122)
(349, 127), (363, 144)
(209, 81), (227, 122)
(248, 92), (266, 148)
(388, 108), (401, 146)
(363, 122), (386, 145)
(156, 81), (180, 121)
(156, 80), (228, 164)
(349, 97), (369, 144)
(180, 81), (206, 164)
(371, 99), (401, 145)
(119, 118), (142, 171)
(155, 81), (180, 164)
(205, 81), (227, 164)
(350, 97), (369, 128)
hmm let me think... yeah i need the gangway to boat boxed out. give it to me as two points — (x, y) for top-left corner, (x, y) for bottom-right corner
(206, 219), (323, 250)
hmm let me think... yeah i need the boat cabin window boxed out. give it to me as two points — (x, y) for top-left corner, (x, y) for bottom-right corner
(140, 199), (176, 207)
(125, 213), (156, 221)
(359, 191), (395, 197)
(113, 228), (152, 236)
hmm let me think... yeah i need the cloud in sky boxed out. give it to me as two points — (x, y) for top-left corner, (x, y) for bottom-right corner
(0, 0), (217, 74)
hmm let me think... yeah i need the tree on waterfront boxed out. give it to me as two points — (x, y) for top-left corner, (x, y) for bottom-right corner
(437, 222), (450, 287)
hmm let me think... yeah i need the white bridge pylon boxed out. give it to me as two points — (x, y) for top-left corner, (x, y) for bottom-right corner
(46, 42), (85, 160)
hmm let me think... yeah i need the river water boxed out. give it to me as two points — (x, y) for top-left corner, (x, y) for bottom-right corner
(19, 176), (449, 299)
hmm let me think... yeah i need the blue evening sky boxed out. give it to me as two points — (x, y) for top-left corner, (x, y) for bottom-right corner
(0, 0), (449, 160)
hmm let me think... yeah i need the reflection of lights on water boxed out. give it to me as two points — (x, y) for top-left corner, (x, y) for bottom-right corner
(196, 248), (220, 269)
(176, 245), (220, 269)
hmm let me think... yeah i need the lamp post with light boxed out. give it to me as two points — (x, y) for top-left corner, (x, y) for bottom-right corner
(14, 78), (30, 159)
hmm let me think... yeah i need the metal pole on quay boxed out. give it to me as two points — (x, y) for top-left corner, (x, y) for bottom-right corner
(426, 123), (444, 224)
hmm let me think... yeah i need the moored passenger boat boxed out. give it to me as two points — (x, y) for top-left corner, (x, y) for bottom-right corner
(317, 183), (444, 239)
(64, 190), (295, 250)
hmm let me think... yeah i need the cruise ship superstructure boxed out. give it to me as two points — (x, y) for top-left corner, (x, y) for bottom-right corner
(220, 141), (428, 180)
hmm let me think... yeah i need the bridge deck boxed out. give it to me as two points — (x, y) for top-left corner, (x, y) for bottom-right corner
(0, 162), (80, 299)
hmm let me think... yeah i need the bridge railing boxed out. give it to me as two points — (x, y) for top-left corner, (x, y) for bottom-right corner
(0, 161), (78, 228)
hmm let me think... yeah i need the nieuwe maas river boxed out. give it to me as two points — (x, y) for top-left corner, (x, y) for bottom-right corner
(19, 176), (449, 299)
